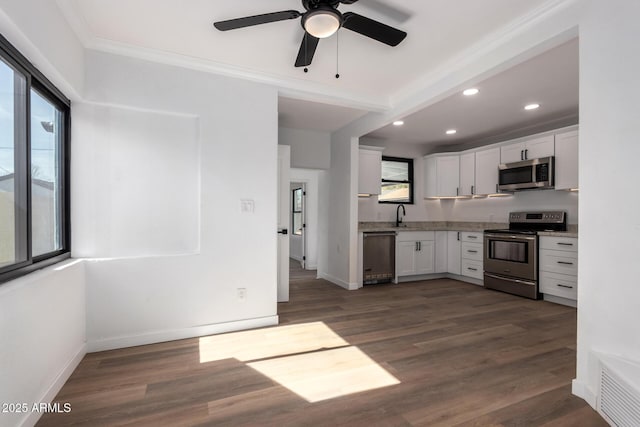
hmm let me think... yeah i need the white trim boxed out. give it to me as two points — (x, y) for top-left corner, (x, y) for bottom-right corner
(20, 344), (87, 427)
(572, 378), (598, 409)
(87, 316), (279, 352)
(318, 272), (358, 291)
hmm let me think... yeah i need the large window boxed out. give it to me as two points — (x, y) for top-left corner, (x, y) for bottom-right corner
(0, 34), (70, 284)
(379, 156), (414, 204)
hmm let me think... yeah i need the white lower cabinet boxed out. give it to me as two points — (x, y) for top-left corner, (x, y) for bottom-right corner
(395, 230), (485, 283)
(539, 235), (578, 304)
(461, 232), (484, 281)
(396, 232), (435, 277)
(447, 231), (461, 275)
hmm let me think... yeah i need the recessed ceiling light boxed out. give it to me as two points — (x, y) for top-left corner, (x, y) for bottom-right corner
(446, 129), (457, 135)
(393, 120), (404, 126)
(463, 88), (479, 96)
(524, 103), (540, 110)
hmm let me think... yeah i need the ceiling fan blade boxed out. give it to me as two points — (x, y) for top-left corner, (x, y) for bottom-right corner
(342, 12), (407, 46)
(214, 10), (301, 31)
(340, 0), (360, 3)
(295, 32), (320, 67)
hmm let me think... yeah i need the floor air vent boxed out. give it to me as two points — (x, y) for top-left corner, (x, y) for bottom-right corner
(599, 360), (640, 426)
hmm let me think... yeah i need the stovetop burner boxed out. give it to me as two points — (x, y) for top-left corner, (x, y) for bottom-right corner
(485, 211), (567, 235)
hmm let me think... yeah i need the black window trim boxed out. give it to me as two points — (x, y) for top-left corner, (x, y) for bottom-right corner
(379, 156), (414, 205)
(0, 33), (71, 285)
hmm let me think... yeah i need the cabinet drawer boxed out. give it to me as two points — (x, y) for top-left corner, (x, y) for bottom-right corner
(460, 232), (482, 243)
(461, 242), (483, 261)
(539, 236), (578, 252)
(540, 271), (577, 300)
(540, 249), (578, 276)
(396, 231), (435, 242)
(461, 259), (483, 280)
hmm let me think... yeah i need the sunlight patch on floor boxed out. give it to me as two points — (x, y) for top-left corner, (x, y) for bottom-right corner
(248, 346), (401, 403)
(198, 321), (401, 402)
(198, 321), (348, 363)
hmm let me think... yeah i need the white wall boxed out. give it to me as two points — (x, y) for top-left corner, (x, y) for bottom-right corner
(0, 261), (86, 427)
(0, 3), (86, 426)
(279, 127), (330, 169)
(72, 104), (200, 257)
(0, 0), (84, 98)
(75, 51), (280, 350)
(319, 132), (358, 289)
(574, 0), (640, 407)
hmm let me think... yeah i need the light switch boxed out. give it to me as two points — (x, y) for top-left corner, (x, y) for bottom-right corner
(240, 199), (255, 213)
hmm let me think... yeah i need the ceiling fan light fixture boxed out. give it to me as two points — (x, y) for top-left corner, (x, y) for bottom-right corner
(303, 8), (342, 38)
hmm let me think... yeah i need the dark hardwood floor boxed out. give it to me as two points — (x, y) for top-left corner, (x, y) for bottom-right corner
(38, 278), (606, 426)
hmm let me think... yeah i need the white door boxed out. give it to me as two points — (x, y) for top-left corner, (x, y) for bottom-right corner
(501, 142), (526, 163)
(524, 135), (555, 159)
(277, 146), (290, 302)
(438, 155), (460, 197)
(459, 152), (475, 196)
(475, 147), (500, 195)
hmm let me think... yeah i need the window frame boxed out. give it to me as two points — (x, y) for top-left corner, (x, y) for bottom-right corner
(378, 156), (414, 205)
(0, 33), (71, 285)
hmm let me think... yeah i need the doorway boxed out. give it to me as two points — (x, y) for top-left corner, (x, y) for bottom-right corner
(290, 183), (306, 269)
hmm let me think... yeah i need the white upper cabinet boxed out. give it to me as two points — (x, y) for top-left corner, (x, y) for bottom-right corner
(500, 134), (555, 163)
(424, 154), (460, 198)
(358, 146), (384, 196)
(474, 147), (500, 195)
(554, 129), (579, 190)
(459, 152), (475, 196)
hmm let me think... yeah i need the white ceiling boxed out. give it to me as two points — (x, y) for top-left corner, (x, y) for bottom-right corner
(58, 0), (551, 108)
(279, 97), (368, 132)
(366, 37), (579, 149)
(57, 0), (577, 143)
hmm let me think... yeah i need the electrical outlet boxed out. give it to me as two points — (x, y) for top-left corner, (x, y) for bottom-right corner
(237, 288), (247, 302)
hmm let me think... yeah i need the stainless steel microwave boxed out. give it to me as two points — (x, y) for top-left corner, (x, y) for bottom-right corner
(498, 156), (554, 191)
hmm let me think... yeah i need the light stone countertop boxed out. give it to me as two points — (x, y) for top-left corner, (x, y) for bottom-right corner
(359, 221), (578, 237)
(359, 221), (508, 233)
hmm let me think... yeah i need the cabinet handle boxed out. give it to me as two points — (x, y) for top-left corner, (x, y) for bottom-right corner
(557, 242), (574, 246)
(557, 284), (574, 289)
(468, 267), (478, 271)
(557, 261), (574, 265)
(456, 187), (459, 196)
(496, 183), (499, 193)
(521, 150), (524, 161)
(415, 242), (418, 251)
(457, 232), (460, 241)
(468, 235), (478, 239)
(525, 149), (529, 159)
(467, 250), (478, 253)
(419, 241), (422, 251)
(471, 185), (475, 195)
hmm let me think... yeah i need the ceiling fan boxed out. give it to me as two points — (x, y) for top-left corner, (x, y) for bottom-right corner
(213, 0), (407, 69)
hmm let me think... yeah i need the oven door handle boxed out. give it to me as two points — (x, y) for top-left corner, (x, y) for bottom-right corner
(484, 273), (536, 286)
(484, 233), (537, 241)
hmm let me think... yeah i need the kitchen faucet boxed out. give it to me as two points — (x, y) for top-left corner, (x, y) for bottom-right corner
(396, 204), (406, 227)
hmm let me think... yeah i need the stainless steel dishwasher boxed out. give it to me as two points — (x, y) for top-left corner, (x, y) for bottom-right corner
(363, 232), (396, 285)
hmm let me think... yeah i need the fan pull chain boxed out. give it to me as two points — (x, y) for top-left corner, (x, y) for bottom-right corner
(335, 31), (340, 79)
(304, 35), (309, 73)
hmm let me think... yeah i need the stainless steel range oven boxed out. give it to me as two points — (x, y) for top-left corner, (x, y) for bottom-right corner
(484, 211), (566, 299)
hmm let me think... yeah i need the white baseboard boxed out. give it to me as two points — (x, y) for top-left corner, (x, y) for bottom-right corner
(87, 315), (279, 352)
(21, 343), (87, 427)
(572, 378), (597, 409)
(317, 272), (358, 290)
